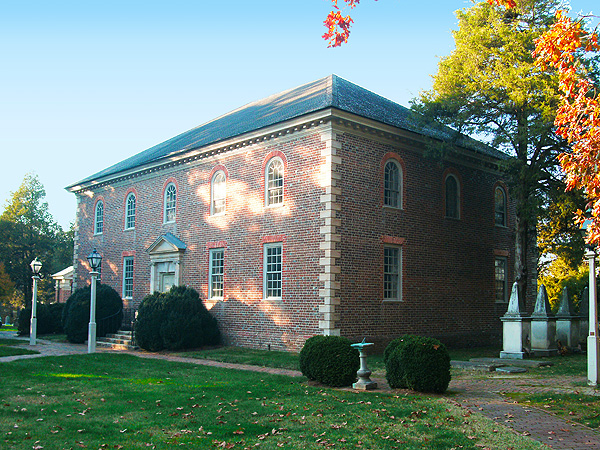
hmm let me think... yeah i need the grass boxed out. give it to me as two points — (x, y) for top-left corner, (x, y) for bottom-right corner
(505, 392), (600, 429)
(178, 346), (389, 375)
(0, 337), (39, 357)
(0, 353), (546, 450)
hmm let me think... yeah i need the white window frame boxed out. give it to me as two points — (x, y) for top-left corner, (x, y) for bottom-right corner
(125, 193), (136, 230)
(383, 160), (402, 208)
(383, 246), (402, 301)
(94, 201), (104, 235)
(495, 187), (507, 227)
(211, 171), (226, 216)
(209, 248), (225, 299)
(445, 174), (460, 219)
(164, 183), (177, 223)
(123, 257), (134, 299)
(263, 243), (283, 300)
(495, 257), (508, 303)
(265, 158), (284, 207)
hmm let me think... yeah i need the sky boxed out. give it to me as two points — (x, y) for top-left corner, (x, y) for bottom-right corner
(1, 0), (598, 230)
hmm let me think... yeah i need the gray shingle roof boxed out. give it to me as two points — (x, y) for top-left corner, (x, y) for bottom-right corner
(67, 75), (506, 189)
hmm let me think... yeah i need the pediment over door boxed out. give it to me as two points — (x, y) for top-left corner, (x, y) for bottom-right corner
(147, 233), (186, 293)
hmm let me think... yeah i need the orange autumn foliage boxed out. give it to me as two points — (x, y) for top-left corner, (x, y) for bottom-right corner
(324, 0), (599, 247)
(533, 11), (600, 244)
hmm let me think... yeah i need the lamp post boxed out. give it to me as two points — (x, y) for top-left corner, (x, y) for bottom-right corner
(87, 248), (102, 353)
(581, 218), (600, 386)
(29, 258), (42, 346)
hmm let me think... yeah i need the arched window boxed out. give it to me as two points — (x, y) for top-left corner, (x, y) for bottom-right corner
(495, 186), (507, 226)
(125, 193), (136, 229)
(94, 201), (104, 234)
(445, 175), (460, 219)
(266, 158), (284, 206)
(384, 160), (402, 208)
(211, 171), (226, 215)
(164, 183), (177, 223)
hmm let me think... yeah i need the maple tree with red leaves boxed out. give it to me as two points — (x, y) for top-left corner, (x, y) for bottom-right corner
(324, 0), (600, 247)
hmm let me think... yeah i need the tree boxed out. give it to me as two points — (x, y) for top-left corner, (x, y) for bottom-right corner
(0, 262), (15, 318)
(412, 0), (569, 305)
(323, 0), (600, 251)
(537, 188), (586, 271)
(533, 9), (600, 244)
(0, 174), (73, 306)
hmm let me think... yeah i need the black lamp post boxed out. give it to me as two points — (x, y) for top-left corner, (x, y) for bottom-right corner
(29, 258), (42, 345)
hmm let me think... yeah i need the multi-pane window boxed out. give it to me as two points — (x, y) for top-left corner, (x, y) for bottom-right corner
(211, 171), (226, 215)
(384, 246), (401, 300)
(445, 175), (459, 219)
(495, 187), (507, 226)
(123, 257), (134, 298)
(164, 183), (176, 223)
(125, 193), (136, 229)
(495, 257), (508, 302)
(94, 201), (104, 234)
(264, 243), (282, 299)
(209, 248), (224, 299)
(266, 158), (284, 206)
(384, 160), (401, 208)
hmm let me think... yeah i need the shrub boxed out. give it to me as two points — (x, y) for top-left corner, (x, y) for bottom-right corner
(62, 283), (123, 343)
(17, 304), (53, 336)
(299, 335), (359, 387)
(47, 303), (65, 334)
(135, 285), (220, 351)
(385, 335), (451, 394)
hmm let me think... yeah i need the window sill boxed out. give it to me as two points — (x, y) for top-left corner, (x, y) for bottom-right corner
(383, 205), (403, 211)
(93, 232), (103, 236)
(495, 224), (508, 229)
(444, 216), (461, 221)
(382, 298), (403, 303)
(124, 227), (135, 232)
(264, 204), (284, 209)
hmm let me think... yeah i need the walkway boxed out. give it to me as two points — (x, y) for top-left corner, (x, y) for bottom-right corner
(2, 333), (600, 449)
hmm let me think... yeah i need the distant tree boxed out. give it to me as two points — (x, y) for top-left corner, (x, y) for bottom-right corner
(0, 262), (15, 312)
(537, 188), (586, 271)
(0, 174), (73, 306)
(412, 0), (569, 304)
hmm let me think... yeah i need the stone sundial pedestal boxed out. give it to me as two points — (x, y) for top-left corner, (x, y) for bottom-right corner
(351, 341), (377, 390)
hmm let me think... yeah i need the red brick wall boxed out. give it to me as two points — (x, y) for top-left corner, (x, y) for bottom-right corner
(75, 131), (326, 351)
(73, 121), (516, 351)
(334, 129), (515, 348)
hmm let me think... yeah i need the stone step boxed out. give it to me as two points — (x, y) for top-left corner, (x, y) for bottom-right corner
(96, 329), (137, 350)
(96, 341), (137, 351)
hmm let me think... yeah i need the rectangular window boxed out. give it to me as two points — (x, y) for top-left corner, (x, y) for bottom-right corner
(123, 257), (134, 298)
(495, 257), (508, 302)
(384, 246), (401, 300)
(264, 243), (282, 299)
(209, 249), (224, 299)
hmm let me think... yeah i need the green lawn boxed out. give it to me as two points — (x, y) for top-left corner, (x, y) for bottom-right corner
(0, 337), (39, 357)
(0, 353), (546, 450)
(178, 346), (389, 375)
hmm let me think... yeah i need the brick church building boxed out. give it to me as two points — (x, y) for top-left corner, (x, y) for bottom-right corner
(66, 75), (514, 350)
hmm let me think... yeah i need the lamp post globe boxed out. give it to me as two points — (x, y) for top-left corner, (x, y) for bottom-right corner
(29, 258), (42, 346)
(86, 249), (102, 353)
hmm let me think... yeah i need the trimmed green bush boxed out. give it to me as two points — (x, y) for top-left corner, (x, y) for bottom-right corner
(385, 335), (451, 394)
(47, 303), (65, 334)
(17, 304), (53, 336)
(135, 285), (220, 351)
(62, 283), (123, 343)
(299, 335), (359, 387)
